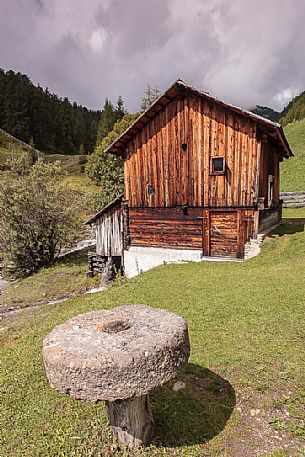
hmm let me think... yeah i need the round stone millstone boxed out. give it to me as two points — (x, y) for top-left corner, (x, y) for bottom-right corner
(43, 304), (190, 403)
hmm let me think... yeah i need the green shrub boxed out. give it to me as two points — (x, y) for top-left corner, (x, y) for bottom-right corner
(86, 113), (138, 208)
(0, 156), (79, 277)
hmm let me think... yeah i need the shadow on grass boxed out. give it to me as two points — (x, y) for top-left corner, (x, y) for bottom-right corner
(151, 363), (236, 447)
(271, 220), (305, 237)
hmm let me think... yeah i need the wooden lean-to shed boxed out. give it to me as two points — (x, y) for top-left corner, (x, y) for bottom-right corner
(85, 80), (293, 277)
(85, 194), (123, 276)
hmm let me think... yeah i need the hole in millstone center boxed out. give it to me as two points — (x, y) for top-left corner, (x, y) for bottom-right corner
(102, 320), (131, 334)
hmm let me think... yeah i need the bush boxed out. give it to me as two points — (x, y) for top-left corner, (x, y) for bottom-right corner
(0, 156), (79, 277)
(86, 113), (138, 208)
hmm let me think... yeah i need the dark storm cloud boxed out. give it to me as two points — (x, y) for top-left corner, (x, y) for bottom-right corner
(0, 0), (304, 111)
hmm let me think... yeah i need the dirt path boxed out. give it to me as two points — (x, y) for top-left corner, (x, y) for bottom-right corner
(0, 284), (106, 317)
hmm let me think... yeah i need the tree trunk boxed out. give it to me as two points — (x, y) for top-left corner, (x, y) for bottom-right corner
(106, 394), (154, 447)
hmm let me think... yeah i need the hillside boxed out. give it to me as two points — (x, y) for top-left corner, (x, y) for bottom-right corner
(280, 91), (305, 126)
(0, 128), (100, 230)
(250, 90), (305, 127)
(250, 105), (280, 122)
(1, 210), (305, 456)
(0, 128), (39, 169)
(282, 118), (305, 191)
(0, 69), (100, 153)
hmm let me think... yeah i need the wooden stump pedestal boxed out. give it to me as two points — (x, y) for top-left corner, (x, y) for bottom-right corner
(106, 395), (154, 447)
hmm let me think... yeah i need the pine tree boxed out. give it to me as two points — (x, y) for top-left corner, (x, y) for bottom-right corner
(96, 99), (117, 146)
(79, 143), (86, 155)
(115, 96), (126, 121)
(140, 85), (160, 112)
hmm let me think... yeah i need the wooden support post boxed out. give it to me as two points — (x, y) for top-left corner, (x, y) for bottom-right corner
(106, 395), (154, 448)
(87, 253), (94, 277)
(237, 210), (244, 259)
(121, 201), (130, 250)
(202, 209), (210, 256)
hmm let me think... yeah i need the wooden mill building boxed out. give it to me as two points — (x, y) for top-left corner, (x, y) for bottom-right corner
(85, 80), (293, 277)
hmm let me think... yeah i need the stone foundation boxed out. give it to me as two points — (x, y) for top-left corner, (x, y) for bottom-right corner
(123, 247), (203, 278)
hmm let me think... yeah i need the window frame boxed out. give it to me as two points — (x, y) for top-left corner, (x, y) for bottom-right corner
(210, 156), (225, 175)
(147, 184), (155, 197)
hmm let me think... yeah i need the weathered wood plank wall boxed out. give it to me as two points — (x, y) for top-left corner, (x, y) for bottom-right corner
(127, 207), (256, 257)
(96, 206), (122, 256)
(120, 93), (282, 258)
(128, 208), (202, 249)
(124, 96), (265, 209)
(209, 211), (238, 257)
(202, 208), (255, 258)
(259, 141), (280, 206)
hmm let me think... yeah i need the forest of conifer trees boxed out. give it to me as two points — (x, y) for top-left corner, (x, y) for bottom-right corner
(0, 69), (126, 154)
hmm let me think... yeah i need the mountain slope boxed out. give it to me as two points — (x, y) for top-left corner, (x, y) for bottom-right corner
(281, 118), (305, 191)
(250, 105), (280, 122)
(280, 91), (305, 126)
(0, 69), (100, 153)
(0, 128), (39, 170)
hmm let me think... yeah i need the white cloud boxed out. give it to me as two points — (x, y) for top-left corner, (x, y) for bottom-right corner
(273, 88), (299, 108)
(90, 29), (108, 53)
(0, 0), (304, 112)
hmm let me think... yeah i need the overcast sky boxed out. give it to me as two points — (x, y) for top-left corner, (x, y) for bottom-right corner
(0, 0), (304, 112)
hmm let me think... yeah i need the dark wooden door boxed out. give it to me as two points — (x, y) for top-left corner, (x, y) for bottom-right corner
(203, 210), (239, 257)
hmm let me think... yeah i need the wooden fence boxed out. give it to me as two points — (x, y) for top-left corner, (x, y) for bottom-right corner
(280, 191), (305, 208)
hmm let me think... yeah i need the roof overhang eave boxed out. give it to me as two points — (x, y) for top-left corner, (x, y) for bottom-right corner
(103, 80), (294, 159)
(84, 193), (124, 225)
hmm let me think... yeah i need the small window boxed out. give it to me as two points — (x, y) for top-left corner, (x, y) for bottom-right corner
(147, 185), (155, 196)
(211, 157), (225, 174)
(268, 174), (274, 207)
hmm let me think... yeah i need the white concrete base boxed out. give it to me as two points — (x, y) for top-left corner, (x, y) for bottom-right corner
(123, 246), (203, 278)
(201, 256), (243, 262)
(244, 236), (263, 260)
(244, 223), (279, 260)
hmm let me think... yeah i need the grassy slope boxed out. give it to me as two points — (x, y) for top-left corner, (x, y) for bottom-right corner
(281, 118), (305, 191)
(61, 173), (100, 221)
(42, 153), (87, 175)
(0, 251), (100, 313)
(42, 154), (100, 221)
(0, 132), (32, 167)
(1, 212), (305, 457)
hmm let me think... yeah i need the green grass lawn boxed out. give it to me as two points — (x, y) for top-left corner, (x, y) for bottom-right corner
(61, 173), (101, 220)
(282, 207), (305, 219)
(282, 118), (305, 191)
(0, 251), (100, 313)
(42, 154), (88, 175)
(1, 210), (304, 456)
